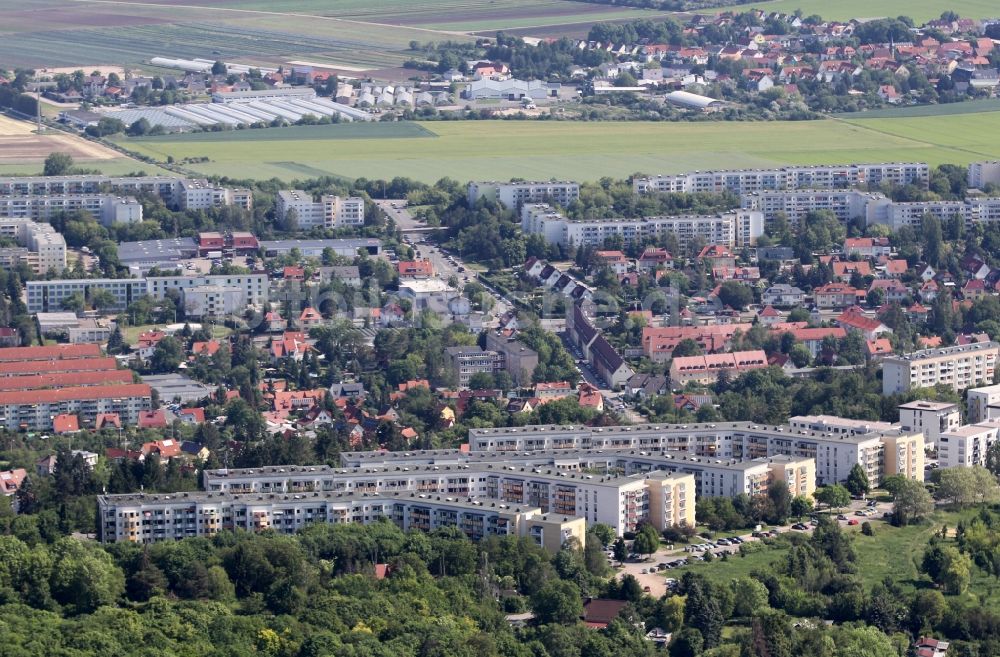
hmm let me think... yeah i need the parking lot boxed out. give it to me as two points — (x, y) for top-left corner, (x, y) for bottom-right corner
(613, 497), (892, 597)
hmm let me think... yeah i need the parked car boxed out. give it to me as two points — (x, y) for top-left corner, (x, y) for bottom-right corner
(837, 514), (848, 520)
(792, 523), (808, 530)
(847, 519), (860, 526)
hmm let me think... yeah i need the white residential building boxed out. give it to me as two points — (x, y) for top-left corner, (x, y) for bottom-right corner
(98, 490), (586, 552)
(520, 204), (763, 251)
(468, 182), (579, 209)
(968, 161), (1000, 188)
(740, 189), (889, 226)
(634, 163), (929, 195)
(276, 190), (365, 229)
(898, 401), (962, 451)
(967, 383), (1000, 424)
(0, 219), (66, 273)
(0, 194), (142, 226)
(882, 342), (1000, 395)
(938, 422), (1000, 468)
(26, 278), (148, 313)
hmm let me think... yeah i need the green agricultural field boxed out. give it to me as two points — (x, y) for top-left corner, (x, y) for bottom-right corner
(114, 114), (1000, 184)
(0, 158), (172, 177)
(836, 99), (1000, 119)
(694, 0), (998, 23)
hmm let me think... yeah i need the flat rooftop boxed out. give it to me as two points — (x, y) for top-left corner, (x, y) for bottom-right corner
(118, 237), (198, 263)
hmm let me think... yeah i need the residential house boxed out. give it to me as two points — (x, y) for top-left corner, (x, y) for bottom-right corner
(837, 308), (892, 340)
(844, 237), (891, 258)
(0, 468), (27, 495)
(787, 327), (846, 359)
(814, 283), (866, 309)
(762, 284), (805, 307)
(637, 247), (673, 272)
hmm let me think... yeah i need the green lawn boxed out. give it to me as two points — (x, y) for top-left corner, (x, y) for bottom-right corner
(0, 158), (172, 177)
(113, 114), (1000, 183)
(694, 0), (999, 23)
(835, 99), (1000, 120)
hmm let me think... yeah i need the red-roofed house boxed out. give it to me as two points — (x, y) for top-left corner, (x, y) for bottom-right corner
(882, 259), (908, 278)
(141, 438), (181, 459)
(581, 598), (629, 630)
(191, 340), (221, 358)
(697, 244), (736, 268)
(832, 260), (872, 281)
(914, 637), (949, 657)
(0, 468), (27, 495)
(815, 284), (865, 308)
(136, 331), (166, 360)
(843, 237), (891, 258)
(786, 327), (846, 358)
(178, 407), (206, 424)
(637, 247), (673, 272)
(758, 305), (784, 326)
(578, 383), (604, 411)
(298, 307), (323, 328)
(837, 308), (892, 340)
(138, 409), (168, 429)
(534, 381), (572, 400)
(869, 279), (908, 303)
(283, 266), (305, 281)
(594, 250), (628, 275)
(669, 350), (768, 386)
(95, 413), (121, 430)
(866, 338), (893, 360)
(397, 260), (434, 278)
(52, 414), (80, 434)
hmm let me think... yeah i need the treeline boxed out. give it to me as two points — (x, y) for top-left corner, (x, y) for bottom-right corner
(0, 86), (37, 117)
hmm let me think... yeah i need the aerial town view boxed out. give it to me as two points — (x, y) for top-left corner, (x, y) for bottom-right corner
(5, 0), (1000, 654)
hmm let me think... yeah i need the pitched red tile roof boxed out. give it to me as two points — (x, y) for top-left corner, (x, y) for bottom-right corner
(52, 414), (80, 434)
(0, 357), (118, 376)
(0, 369), (132, 391)
(0, 343), (101, 362)
(0, 383), (151, 405)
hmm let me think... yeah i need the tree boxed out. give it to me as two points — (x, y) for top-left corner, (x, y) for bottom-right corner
(937, 466), (999, 506)
(531, 579), (583, 624)
(731, 577), (769, 617)
(669, 628), (703, 657)
(845, 463), (870, 497)
(790, 495), (813, 520)
(106, 325), (125, 355)
(766, 480), (791, 525)
(211, 60), (227, 75)
(892, 479), (933, 526)
(43, 152), (74, 176)
(672, 338), (703, 358)
(467, 372), (495, 390)
(922, 544), (970, 594)
(881, 474), (907, 498)
(612, 537), (628, 565)
(149, 336), (183, 373)
(716, 281), (753, 310)
(814, 484), (850, 511)
(591, 523), (615, 547)
(633, 525), (659, 557)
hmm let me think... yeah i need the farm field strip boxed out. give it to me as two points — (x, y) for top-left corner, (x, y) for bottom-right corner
(692, 0), (1000, 23)
(113, 115), (1000, 184)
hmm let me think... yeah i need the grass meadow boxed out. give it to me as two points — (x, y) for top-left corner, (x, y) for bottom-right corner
(114, 113), (1000, 184)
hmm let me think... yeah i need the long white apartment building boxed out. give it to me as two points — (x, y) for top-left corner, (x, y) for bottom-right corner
(338, 447), (813, 501)
(938, 421), (1000, 469)
(0, 176), (251, 211)
(0, 194), (142, 226)
(967, 383), (1000, 424)
(276, 190), (365, 229)
(882, 342), (1000, 395)
(98, 490), (586, 552)
(740, 189), (889, 226)
(0, 219), (66, 273)
(520, 204), (764, 251)
(26, 273), (268, 313)
(739, 188), (1000, 232)
(467, 421), (923, 487)
(634, 163), (929, 195)
(468, 181), (580, 209)
(202, 462), (697, 535)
